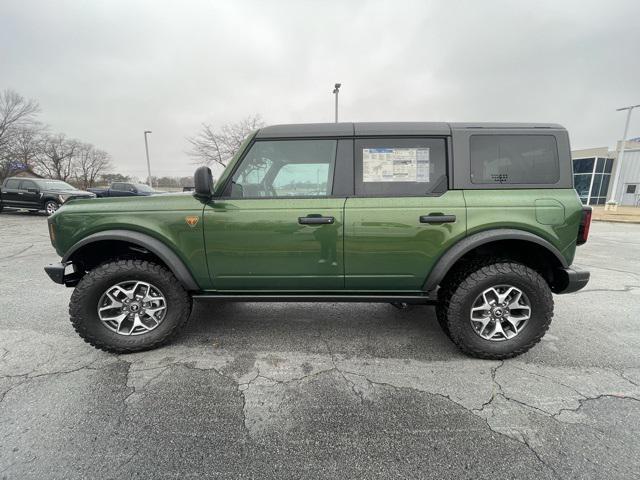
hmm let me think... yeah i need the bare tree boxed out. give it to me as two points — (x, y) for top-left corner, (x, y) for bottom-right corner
(0, 124), (46, 180)
(74, 143), (112, 189)
(187, 114), (265, 167)
(0, 89), (40, 150)
(35, 133), (80, 181)
(0, 90), (41, 181)
(0, 90), (114, 184)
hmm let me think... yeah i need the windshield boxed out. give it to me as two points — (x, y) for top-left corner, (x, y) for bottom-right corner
(135, 184), (155, 193)
(38, 180), (75, 191)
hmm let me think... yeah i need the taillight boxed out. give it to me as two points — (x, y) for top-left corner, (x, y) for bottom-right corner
(577, 207), (592, 246)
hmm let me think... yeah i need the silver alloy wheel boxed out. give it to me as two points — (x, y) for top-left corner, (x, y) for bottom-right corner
(97, 281), (167, 336)
(45, 201), (58, 215)
(470, 285), (531, 341)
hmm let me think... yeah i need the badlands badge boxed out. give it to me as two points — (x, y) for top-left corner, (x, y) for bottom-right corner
(185, 216), (199, 228)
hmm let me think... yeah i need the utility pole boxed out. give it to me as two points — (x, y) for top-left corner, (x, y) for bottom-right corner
(143, 130), (153, 187)
(608, 105), (640, 203)
(332, 83), (341, 123)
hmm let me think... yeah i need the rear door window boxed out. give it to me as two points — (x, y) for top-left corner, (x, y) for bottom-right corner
(4, 179), (21, 189)
(354, 137), (447, 196)
(470, 135), (559, 184)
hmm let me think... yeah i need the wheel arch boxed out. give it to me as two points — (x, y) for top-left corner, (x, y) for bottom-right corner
(63, 230), (200, 291)
(423, 229), (569, 293)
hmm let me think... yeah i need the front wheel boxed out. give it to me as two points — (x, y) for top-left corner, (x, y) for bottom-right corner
(69, 259), (192, 353)
(439, 262), (553, 359)
(44, 200), (59, 215)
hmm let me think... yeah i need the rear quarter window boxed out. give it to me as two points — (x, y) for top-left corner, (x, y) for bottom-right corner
(4, 179), (21, 189)
(470, 134), (559, 185)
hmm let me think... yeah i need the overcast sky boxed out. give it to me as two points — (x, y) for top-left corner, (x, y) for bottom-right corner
(1, 0), (639, 179)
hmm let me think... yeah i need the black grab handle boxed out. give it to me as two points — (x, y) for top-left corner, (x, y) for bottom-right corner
(298, 216), (335, 225)
(419, 215), (456, 224)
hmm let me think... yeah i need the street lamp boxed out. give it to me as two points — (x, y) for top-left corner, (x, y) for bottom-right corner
(608, 104), (640, 203)
(143, 130), (153, 187)
(332, 83), (341, 123)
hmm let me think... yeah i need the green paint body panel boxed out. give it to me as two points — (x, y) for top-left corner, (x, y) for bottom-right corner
(203, 198), (346, 290)
(344, 191), (467, 290)
(49, 193), (211, 289)
(49, 188), (583, 293)
(463, 189), (582, 265)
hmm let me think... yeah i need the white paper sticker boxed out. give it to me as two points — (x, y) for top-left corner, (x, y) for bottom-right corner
(362, 148), (430, 183)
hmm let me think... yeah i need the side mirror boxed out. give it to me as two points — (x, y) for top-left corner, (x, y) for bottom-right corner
(194, 166), (213, 198)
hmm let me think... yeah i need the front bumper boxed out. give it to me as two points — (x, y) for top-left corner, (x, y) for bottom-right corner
(44, 262), (81, 287)
(554, 266), (590, 294)
(45, 262), (66, 284)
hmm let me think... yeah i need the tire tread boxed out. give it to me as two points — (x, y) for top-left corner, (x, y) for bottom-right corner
(440, 261), (553, 359)
(69, 259), (191, 353)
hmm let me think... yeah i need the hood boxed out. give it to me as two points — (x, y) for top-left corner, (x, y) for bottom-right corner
(56, 191), (200, 213)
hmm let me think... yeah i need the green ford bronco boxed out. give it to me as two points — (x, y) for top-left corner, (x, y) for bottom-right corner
(45, 122), (591, 359)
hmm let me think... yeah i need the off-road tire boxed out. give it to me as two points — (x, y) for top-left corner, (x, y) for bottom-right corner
(440, 261), (553, 359)
(69, 260), (192, 353)
(436, 257), (508, 339)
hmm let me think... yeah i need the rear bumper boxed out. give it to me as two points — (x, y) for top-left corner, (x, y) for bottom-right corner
(554, 266), (590, 294)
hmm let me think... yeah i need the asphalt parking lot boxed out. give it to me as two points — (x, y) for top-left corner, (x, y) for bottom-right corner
(1, 212), (639, 479)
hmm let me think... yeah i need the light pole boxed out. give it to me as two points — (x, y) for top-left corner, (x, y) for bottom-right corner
(332, 83), (341, 123)
(143, 130), (153, 187)
(608, 105), (640, 203)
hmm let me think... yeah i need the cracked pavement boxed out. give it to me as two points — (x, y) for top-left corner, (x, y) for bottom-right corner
(1, 211), (639, 479)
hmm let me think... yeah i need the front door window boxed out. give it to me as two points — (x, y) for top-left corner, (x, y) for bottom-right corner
(229, 139), (336, 198)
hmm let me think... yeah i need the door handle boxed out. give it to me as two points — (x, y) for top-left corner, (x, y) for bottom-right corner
(17, 192), (24, 195)
(420, 214), (456, 224)
(298, 216), (335, 225)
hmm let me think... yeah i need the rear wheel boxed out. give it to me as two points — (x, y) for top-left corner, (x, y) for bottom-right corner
(45, 200), (59, 215)
(439, 261), (553, 359)
(69, 259), (192, 353)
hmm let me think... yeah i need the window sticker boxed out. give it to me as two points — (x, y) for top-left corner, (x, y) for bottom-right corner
(362, 148), (430, 183)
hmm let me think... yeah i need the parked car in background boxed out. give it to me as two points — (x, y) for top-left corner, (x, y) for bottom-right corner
(0, 177), (95, 215)
(87, 182), (161, 198)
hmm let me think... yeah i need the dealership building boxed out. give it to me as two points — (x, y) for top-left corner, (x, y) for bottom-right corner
(572, 139), (640, 206)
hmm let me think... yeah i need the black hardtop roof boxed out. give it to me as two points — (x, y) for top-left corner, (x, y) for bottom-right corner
(256, 122), (565, 138)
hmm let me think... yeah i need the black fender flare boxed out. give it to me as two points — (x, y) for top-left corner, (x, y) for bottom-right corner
(62, 230), (200, 291)
(422, 228), (569, 292)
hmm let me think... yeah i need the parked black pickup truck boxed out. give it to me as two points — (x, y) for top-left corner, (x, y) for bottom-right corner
(87, 182), (160, 198)
(0, 177), (95, 215)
